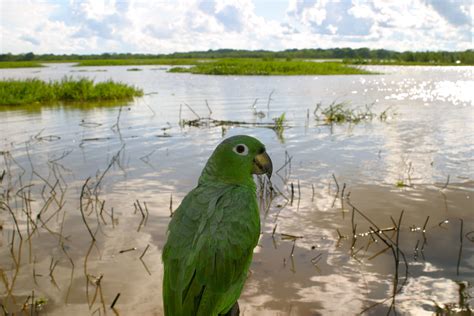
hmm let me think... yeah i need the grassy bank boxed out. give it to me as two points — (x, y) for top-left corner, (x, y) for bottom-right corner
(168, 59), (372, 75)
(0, 77), (143, 106)
(343, 59), (469, 66)
(0, 61), (44, 68)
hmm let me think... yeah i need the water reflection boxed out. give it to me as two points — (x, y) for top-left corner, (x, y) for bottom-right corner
(0, 64), (473, 314)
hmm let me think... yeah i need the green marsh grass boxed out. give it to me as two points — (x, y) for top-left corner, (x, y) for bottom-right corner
(314, 102), (392, 124)
(169, 59), (372, 75)
(0, 61), (44, 68)
(273, 112), (286, 130)
(272, 112), (287, 142)
(344, 59), (468, 66)
(0, 77), (143, 106)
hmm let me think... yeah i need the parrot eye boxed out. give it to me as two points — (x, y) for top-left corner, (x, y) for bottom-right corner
(233, 144), (249, 156)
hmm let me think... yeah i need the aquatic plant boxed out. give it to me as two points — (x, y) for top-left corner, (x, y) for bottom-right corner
(0, 77), (143, 106)
(272, 112), (286, 141)
(273, 112), (286, 130)
(314, 102), (394, 124)
(169, 59), (373, 75)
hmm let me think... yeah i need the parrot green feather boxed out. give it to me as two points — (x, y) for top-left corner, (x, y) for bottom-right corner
(162, 135), (272, 316)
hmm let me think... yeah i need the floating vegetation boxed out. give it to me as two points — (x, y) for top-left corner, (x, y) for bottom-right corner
(70, 69), (108, 73)
(272, 112), (286, 142)
(273, 112), (286, 130)
(169, 59), (373, 75)
(177, 100), (288, 142)
(314, 102), (395, 124)
(0, 77), (143, 106)
(180, 117), (275, 129)
(396, 180), (409, 188)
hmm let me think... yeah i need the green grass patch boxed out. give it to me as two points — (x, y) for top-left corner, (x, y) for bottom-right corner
(0, 77), (143, 106)
(168, 59), (372, 75)
(0, 61), (44, 68)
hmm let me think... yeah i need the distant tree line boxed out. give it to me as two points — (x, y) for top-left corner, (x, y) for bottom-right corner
(1, 48), (473, 64)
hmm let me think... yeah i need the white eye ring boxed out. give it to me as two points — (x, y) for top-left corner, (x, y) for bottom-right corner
(233, 144), (249, 156)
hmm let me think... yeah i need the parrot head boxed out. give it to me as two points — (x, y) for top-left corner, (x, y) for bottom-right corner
(200, 135), (273, 186)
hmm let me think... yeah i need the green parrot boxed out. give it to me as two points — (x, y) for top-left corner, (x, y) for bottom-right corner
(162, 135), (273, 316)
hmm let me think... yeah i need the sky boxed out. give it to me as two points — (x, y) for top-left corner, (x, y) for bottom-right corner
(0, 0), (472, 54)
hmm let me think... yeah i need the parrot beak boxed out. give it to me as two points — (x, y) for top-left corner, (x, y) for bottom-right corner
(252, 151), (273, 179)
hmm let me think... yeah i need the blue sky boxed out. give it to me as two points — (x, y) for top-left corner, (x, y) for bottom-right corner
(0, 0), (472, 54)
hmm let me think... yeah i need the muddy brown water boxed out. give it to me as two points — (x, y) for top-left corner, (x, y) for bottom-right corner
(0, 64), (473, 315)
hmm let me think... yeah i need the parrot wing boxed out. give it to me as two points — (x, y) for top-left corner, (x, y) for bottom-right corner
(162, 183), (260, 316)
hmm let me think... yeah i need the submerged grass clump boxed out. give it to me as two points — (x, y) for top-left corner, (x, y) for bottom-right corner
(272, 112), (286, 141)
(314, 102), (394, 124)
(0, 77), (143, 106)
(169, 59), (372, 75)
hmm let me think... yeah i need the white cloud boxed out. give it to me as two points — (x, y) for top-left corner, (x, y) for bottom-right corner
(348, 1), (375, 19)
(301, 0), (328, 26)
(326, 24), (337, 35)
(284, 0), (472, 51)
(78, 0), (117, 20)
(0, 0), (471, 54)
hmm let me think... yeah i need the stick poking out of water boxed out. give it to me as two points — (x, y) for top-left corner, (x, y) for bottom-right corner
(110, 293), (121, 309)
(205, 100), (212, 116)
(267, 90), (274, 111)
(80, 178), (96, 241)
(457, 219), (464, 276)
(0, 202), (23, 240)
(169, 194), (173, 217)
(140, 244), (150, 260)
(332, 173), (340, 193)
(184, 103), (201, 119)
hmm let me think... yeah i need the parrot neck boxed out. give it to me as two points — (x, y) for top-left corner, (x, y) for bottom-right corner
(199, 163), (256, 189)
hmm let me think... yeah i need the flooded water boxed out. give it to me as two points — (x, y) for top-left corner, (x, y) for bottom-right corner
(0, 64), (473, 315)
